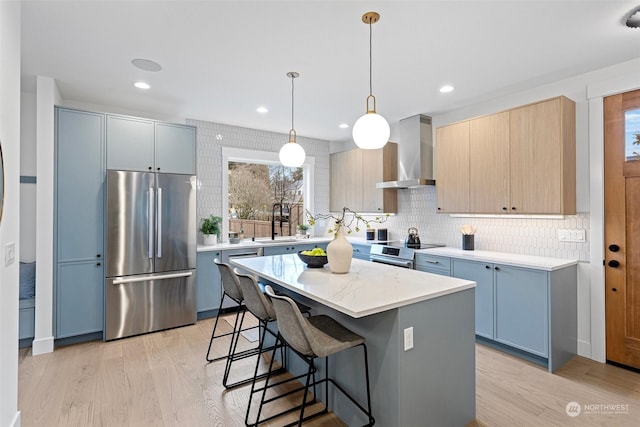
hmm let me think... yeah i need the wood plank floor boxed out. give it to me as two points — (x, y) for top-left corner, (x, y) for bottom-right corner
(18, 316), (640, 426)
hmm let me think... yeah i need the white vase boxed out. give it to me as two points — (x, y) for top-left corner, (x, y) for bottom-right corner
(326, 224), (353, 274)
(203, 234), (217, 246)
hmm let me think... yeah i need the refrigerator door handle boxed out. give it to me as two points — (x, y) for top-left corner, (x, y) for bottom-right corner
(112, 271), (193, 285)
(148, 187), (154, 259)
(157, 187), (162, 258)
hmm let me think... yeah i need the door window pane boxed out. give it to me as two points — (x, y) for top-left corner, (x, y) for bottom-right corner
(624, 109), (640, 161)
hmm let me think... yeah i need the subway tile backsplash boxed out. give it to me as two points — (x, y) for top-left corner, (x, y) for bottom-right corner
(374, 187), (590, 261)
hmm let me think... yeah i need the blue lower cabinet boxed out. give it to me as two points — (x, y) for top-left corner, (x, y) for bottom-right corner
(196, 251), (222, 314)
(56, 261), (104, 338)
(264, 243), (327, 257)
(452, 259), (494, 339)
(494, 265), (548, 357)
(351, 244), (371, 261)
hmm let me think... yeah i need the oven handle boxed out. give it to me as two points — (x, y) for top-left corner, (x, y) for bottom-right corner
(370, 256), (414, 269)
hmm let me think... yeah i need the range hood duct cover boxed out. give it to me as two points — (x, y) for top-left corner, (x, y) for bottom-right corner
(376, 114), (435, 189)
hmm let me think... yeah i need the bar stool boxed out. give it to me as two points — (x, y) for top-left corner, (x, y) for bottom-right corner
(260, 285), (375, 427)
(222, 270), (286, 389)
(205, 259), (255, 363)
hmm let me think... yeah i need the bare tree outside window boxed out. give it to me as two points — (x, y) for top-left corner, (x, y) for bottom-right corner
(228, 161), (304, 238)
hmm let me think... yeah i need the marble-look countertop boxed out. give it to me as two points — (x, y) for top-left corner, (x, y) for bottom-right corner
(231, 254), (475, 318)
(197, 237), (332, 252)
(418, 247), (578, 271)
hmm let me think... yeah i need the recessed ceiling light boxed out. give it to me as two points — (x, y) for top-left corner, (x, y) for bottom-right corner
(339, 123), (350, 129)
(256, 106), (269, 113)
(440, 85), (455, 93)
(131, 58), (162, 72)
(134, 81), (151, 90)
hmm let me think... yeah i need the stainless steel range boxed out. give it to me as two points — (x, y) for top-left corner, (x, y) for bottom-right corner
(370, 242), (446, 269)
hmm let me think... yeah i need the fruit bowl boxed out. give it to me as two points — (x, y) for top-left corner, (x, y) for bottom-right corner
(297, 250), (328, 268)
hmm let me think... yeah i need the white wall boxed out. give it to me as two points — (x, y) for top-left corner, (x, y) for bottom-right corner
(0, 1), (22, 426)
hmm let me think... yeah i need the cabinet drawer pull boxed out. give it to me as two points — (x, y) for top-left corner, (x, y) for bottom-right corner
(485, 265), (491, 269)
(96, 262), (101, 266)
(426, 260), (439, 264)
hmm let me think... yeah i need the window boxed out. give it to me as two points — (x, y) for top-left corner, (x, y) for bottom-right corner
(625, 109), (640, 161)
(221, 148), (315, 241)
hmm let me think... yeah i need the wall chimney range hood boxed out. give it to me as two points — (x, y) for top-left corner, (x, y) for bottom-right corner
(376, 114), (435, 189)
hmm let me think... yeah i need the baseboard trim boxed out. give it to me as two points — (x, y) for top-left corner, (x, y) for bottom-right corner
(31, 336), (54, 355)
(10, 410), (21, 427)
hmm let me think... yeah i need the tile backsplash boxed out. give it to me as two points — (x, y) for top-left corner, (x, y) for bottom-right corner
(350, 186), (590, 262)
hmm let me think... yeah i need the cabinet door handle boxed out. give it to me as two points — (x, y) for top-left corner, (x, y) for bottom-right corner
(494, 266), (500, 271)
(612, 287), (618, 292)
(608, 260), (620, 268)
(437, 207), (441, 211)
(502, 207), (507, 211)
(96, 262), (101, 266)
(511, 207), (516, 211)
(485, 265), (491, 269)
(96, 254), (101, 258)
(148, 166), (152, 170)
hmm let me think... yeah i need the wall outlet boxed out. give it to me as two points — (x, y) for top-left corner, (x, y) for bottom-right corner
(558, 229), (586, 243)
(404, 327), (414, 351)
(5, 242), (16, 266)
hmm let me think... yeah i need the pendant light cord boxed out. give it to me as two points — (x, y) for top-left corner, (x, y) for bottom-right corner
(291, 74), (295, 130)
(368, 18), (373, 97)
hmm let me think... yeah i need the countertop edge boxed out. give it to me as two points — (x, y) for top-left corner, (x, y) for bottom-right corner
(417, 247), (579, 271)
(198, 237), (332, 252)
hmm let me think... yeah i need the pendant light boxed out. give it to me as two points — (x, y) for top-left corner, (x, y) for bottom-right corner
(353, 11), (390, 150)
(279, 71), (306, 167)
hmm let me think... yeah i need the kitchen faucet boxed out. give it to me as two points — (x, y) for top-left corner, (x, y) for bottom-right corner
(271, 202), (283, 240)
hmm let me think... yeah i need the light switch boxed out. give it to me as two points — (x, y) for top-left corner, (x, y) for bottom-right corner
(404, 327), (414, 351)
(5, 242), (16, 266)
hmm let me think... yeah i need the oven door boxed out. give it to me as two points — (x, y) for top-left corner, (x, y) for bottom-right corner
(370, 254), (414, 269)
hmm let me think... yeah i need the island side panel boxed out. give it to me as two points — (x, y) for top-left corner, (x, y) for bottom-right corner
(398, 288), (476, 427)
(549, 265), (578, 372)
(270, 285), (403, 427)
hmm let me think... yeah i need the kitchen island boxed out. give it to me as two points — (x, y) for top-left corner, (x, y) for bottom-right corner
(231, 254), (477, 427)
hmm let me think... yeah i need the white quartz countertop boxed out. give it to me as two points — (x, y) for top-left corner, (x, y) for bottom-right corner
(417, 247), (578, 271)
(198, 237), (332, 252)
(231, 254), (475, 318)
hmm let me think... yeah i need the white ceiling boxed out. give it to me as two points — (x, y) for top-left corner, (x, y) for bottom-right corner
(20, 0), (640, 142)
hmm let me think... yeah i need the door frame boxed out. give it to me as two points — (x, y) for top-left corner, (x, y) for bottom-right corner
(587, 73), (640, 363)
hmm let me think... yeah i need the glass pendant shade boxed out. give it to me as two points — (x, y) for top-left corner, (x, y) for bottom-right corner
(353, 112), (390, 149)
(279, 140), (305, 167)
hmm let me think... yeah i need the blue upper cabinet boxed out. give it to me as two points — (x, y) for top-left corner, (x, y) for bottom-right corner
(106, 115), (154, 171)
(106, 115), (196, 174)
(155, 123), (196, 174)
(56, 108), (105, 263)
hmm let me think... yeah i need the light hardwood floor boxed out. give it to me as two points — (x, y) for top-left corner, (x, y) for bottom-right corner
(18, 316), (640, 427)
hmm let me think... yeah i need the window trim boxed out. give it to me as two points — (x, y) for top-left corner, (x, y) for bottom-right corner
(221, 147), (315, 242)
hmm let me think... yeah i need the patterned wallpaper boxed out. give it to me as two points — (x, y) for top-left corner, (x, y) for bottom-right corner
(188, 118), (589, 262)
(186, 118), (330, 224)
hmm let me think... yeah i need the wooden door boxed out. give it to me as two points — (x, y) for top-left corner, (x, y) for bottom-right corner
(435, 121), (470, 213)
(604, 89), (640, 369)
(469, 112), (510, 213)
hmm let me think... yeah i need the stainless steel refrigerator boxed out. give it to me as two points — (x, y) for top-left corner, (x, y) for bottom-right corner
(105, 170), (196, 340)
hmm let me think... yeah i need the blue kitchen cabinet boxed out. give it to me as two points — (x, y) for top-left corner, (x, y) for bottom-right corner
(55, 107), (105, 339)
(155, 122), (196, 174)
(56, 261), (104, 338)
(106, 115), (196, 174)
(106, 115), (154, 171)
(494, 265), (549, 357)
(415, 253), (451, 275)
(351, 243), (371, 261)
(452, 259), (494, 339)
(196, 251), (222, 316)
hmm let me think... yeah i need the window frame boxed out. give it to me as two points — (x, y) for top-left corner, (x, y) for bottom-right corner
(221, 147), (315, 242)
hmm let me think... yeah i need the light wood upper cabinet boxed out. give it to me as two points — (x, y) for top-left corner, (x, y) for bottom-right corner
(509, 97), (576, 214)
(436, 121), (470, 213)
(330, 143), (397, 213)
(435, 96), (575, 215)
(469, 112), (510, 213)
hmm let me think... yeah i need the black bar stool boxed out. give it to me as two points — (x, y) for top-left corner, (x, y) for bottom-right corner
(205, 259), (256, 363)
(259, 285), (375, 427)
